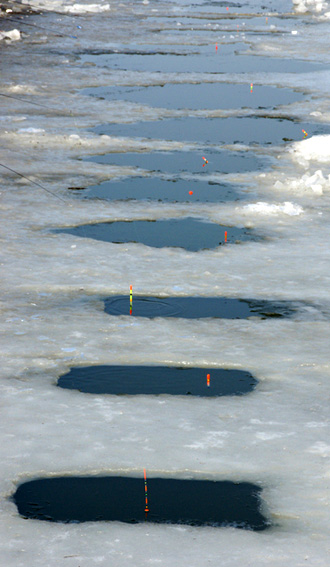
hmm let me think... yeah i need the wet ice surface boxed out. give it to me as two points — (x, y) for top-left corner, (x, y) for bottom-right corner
(57, 365), (258, 395)
(13, 476), (269, 529)
(2, 0), (330, 565)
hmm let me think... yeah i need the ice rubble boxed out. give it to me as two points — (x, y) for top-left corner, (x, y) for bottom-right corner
(0, 28), (20, 41)
(292, 0), (328, 13)
(20, 0), (110, 12)
(241, 202), (304, 215)
(290, 134), (330, 164)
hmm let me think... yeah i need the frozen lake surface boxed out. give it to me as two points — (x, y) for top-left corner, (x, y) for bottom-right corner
(2, 0), (330, 565)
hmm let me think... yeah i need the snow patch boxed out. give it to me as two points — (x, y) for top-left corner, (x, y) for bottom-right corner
(241, 202), (304, 216)
(62, 3), (110, 13)
(0, 29), (20, 41)
(292, 0), (328, 13)
(290, 135), (330, 165)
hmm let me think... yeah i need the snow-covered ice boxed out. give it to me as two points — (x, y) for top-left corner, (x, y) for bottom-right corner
(1, 0), (330, 565)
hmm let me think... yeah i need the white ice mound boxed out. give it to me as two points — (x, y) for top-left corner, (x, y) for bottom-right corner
(63, 3), (110, 13)
(0, 29), (21, 41)
(242, 202), (304, 216)
(290, 135), (330, 165)
(292, 0), (328, 13)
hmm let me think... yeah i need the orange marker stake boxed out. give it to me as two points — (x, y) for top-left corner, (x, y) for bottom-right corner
(207, 373), (210, 387)
(302, 129), (308, 138)
(144, 468), (149, 515)
(130, 285), (133, 315)
(266, 16), (268, 24)
(215, 43), (218, 52)
(224, 231), (228, 243)
(189, 190), (193, 195)
(202, 156), (208, 167)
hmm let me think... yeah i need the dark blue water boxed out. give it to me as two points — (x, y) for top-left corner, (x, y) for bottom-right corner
(78, 44), (327, 74)
(104, 295), (303, 319)
(80, 177), (246, 203)
(85, 148), (266, 175)
(93, 116), (329, 145)
(54, 217), (261, 251)
(57, 365), (258, 396)
(12, 476), (269, 530)
(82, 83), (305, 110)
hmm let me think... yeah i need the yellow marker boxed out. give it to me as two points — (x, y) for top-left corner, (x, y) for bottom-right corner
(207, 373), (210, 387)
(130, 285), (133, 315)
(250, 82), (253, 93)
(302, 129), (308, 138)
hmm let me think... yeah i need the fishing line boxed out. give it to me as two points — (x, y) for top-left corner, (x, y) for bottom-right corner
(6, 16), (78, 38)
(0, 92), (72, 113)
(0, 162), (67, 202)
(5, 0), (83, 18)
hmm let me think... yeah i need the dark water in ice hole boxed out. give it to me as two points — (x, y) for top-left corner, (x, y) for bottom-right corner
(79, 177), (245, 203)
(54, 217), (261, 252)
(82, 82), (305, 111)
(93, 116), (330, 145)
(85, 148), (267, 175)
(104, 295), (304, 319)
(78, 44), (328, 75)
(58, 366), (257, 396)
(12, 477), (269, 530)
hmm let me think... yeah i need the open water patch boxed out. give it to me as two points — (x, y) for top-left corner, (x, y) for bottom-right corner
(12, 476), (269, 530)
(82, 82), (304, 111)
(57, 365), (258, 396)
(53, 217), (260, 252)
(78, 45), (328, 74)
(104, 295), (305, 319)
(93, 116), (330, 145)
(78, 176), (244, 203)
(85, 148), (265, 175)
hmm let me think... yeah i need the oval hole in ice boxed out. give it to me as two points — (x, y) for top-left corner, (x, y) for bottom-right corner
(12, 476), (270, 531)
(79, 177), (245, 204)
(104, 295), (302, 319)
(84, 148), (266, 175)
(53, 217), (262, 252)
(57, 365), (258, 396)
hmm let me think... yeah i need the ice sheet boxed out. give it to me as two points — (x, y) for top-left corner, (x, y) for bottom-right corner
(1, 0), (330, 565)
